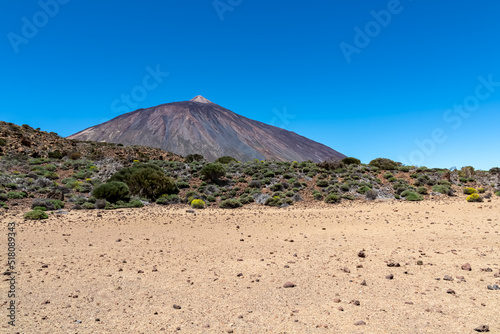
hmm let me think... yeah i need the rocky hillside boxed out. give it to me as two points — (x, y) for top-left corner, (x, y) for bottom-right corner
(0, 121), (182, 162)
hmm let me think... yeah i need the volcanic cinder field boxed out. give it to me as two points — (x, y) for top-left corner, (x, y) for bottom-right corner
(2, 198), (499, 334)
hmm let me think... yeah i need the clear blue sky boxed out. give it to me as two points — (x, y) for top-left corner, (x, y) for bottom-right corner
(1, 0), (499, 169)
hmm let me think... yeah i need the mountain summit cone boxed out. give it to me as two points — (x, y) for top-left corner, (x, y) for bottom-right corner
(68, 96), (345, 162)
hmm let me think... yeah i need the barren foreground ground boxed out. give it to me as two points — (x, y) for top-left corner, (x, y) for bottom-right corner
(1, 198), (499, 333)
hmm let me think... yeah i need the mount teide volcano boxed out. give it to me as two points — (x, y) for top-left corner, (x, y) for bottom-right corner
(68, 96), (345, 162)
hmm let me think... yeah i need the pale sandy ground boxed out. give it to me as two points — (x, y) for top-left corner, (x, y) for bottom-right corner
(1, 197), (499, 334)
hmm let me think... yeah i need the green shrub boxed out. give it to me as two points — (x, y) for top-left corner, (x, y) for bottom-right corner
(156, 194), (181, 205)
(219, 199), (242, 209)
(239, 195), (254, 204)
(463, 187), (477, 195)
(270, 183), (285, 191)
(128, 168), (177, 200)
(459, 177), (468, 183)
(92, 181), (130, 203)
(383, 172), (393, 179)
(478, 188), (485, 193)
(369, 158), (399, 170)
(341, 157), (361, 165)
(357, 186), (371, 194)
(24, 210), (48, 220)
(44, 172), (59, 180)
(495, 191), (500, 196)
(176, 181), (190, 189)
(200, 163), (226, 183)
(313, 192), (323, 201)
(0, 138), (6, 146)
(82, 202), (95, 210)
(466, 193), (483, 202)
(316, 180), (329, 187)
(185, 154), (205, 163)
(432, 185), (451, 195)
(402, 191), (424, 201)
(324, 194), (340, 204)
(417, 187), (428, 195)
(0, 202), (8, 209)
(48, 150), (64, 159)
(265, 196), (282, 207)
(129, 199), (144, 208)
(215, 156), (238, 164)
(388, 177), (397, 182)
(31, 199), (64, 210)
(7, 191), (26, 199)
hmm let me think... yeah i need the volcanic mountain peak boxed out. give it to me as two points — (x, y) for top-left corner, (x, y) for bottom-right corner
(190, 95), (213, 104)
(69, 97), (346, 162)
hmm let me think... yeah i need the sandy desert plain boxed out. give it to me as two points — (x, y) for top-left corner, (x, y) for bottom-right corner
(1, 196), (499, 334)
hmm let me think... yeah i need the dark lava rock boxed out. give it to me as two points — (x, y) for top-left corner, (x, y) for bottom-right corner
(354, 320), (366, 326)
(283, 282), (296, 288)
(443, 275), (454, 281)
(358, 250), (366, 258)
(173, 304), (181, 310)
(446, 289), (456, 294)
(386, 274), (394, 280)
(474, 325), (490, 332)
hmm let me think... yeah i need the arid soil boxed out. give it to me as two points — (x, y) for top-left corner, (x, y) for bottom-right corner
(1, 197), (499, 333)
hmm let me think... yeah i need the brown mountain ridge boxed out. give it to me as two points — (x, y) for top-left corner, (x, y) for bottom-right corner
(68, 96), (345, 162)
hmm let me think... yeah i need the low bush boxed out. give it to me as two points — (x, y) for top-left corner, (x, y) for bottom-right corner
(270, 183), (285, 192)
(200, 163), (226, 183)
(369, 158), (399, 170)
(417, 187), (428, 195)
(249, 180), (262, 188)
(44, 172), (59, 180)
(341, 157), (361, 165)
(31, 199), (64, 211)
(24, 210), (48, 220)
(92, 181), (130, 203)
(156, 194), (181, 205)
(478, 188), (485, 193)
(324, 193), (340, 204)
(48, 150), (64, 159)
(185, 154), (205, 163)
(7, 191), (27, 199)
(463, 187), (477, 195)
(191, 199), (205, 209)
(215, 156), (238, 164)
(82, 202), (95, 210)
(365, 189), (377, 200)
(313, 192), (323, 201)
(316, 180), (329, 187)
(219, 199), (242, 209)
(402, 191), (424, 201)
(495, 191), (500, 196)
(432, 185), (452, 195)
(0, 202), (8, 209)
(265, 196), (282, 207)
(466, 193), (483, 202)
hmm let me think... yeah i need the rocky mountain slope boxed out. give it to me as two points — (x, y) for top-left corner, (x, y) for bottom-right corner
(68, 96), (345, 162)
